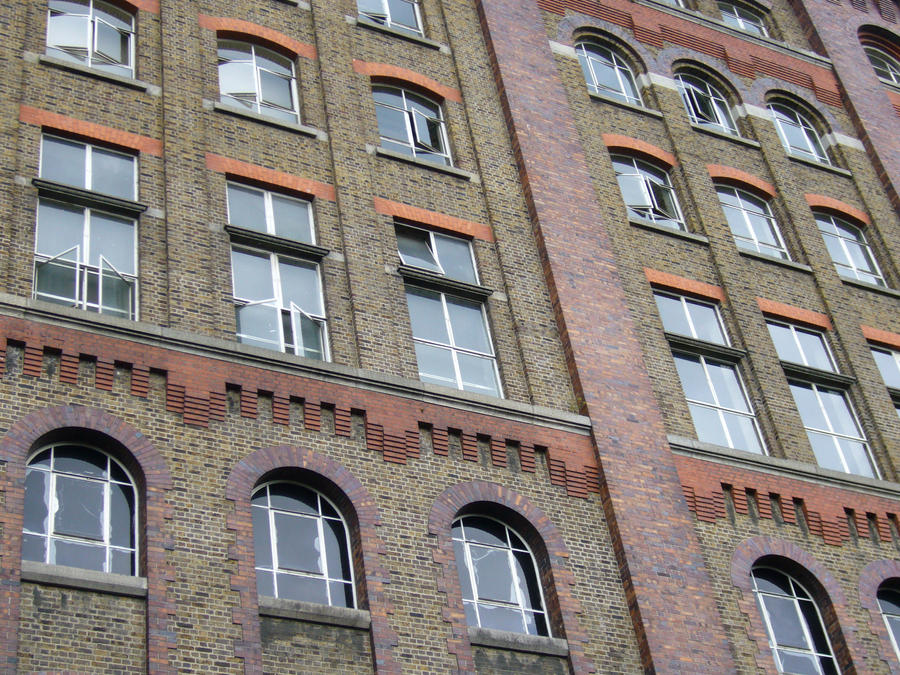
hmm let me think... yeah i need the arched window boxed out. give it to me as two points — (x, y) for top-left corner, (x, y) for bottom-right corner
(612, 155), (685, 230)
(878, 583), (900, 661)
(575, 42), (642, 106)
(46, 0), (135, 78)
(864, 45), (900, 84)
(716, 185), (789, 259)
(23, 443), (138, 575)
(815, 212), (885, 286)
(768, 102), (830, 165)
(373, 85), (451, 165)
(676, 72), (738, 135)
(251, 482), (355, 607)
(718, 1), (769, 37)
(451, 515), (549, 636)
(217, 40), (299, 124)
(751, 566), (839, 674)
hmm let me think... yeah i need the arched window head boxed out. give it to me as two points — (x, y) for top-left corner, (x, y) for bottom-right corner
(452, 515), (549, 636)
(252, 482), (355, 608)
(864, 45), (900, 84)
(676, 72), (738, 135)
(23, 443), (138, 575)
(751, 566), (839, 674)
(575, 42), (642, 106)
(768, 102), (830, 165)
(611, 155), (685, 231)
(716, 185), (789, 259)
(718, 1), (769, 37)
(815, 212), (885, 286)
(357, 0), (423, 36)
(217, 41), (299, 124)
(46, 0), (135, 78)
(878, 583), (900, 661)
(373, 85), (451, 166)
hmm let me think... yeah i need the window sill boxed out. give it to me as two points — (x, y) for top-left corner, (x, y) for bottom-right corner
(468, 627), (569, 657)
(212, 102), (327, 140)
(32, 178), (148, 217)
(369, 145), (480, 182)
(666, 332), (746, 363)
(225, 225), (328, 261)
(36, 53), (157, 94)
(629, 218), (709, 244)
(351, 15), (448, 52)
(787, 154), (851, 177)
(781, 361), (855, 387)
(738, 249), (812, 273)
(690, 123), (761, 148)
(587, 91), (663, 118)
(21, 560), (147, 598)
(258, 595), (371, 629)
(398, 264), (493, 300)
(841, 277), (900, 299)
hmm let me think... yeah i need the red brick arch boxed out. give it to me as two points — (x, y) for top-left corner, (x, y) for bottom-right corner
(198, 15), (316, 59)
(603, 133), (677, 167)
(805, 193), (871, 225)
(352, 60), (462, 102)
(707, 164), (777, 198)
(859, 559), (900, 674)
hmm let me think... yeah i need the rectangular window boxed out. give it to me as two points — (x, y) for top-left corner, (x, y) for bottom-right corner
(226, 183), (314, 244)
(766, 321), (835, 372)
(871, 346), (900, 419)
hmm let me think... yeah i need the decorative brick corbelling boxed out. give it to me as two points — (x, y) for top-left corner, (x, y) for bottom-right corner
(706, 164), (777, 197)
(859, 559), (900, 674)
(756, 297), (833, 330)
(206, 154), (336, 202)
(0, 406), (174, 673)
(804, 193), (872, 224)
(427, 481), (595, 674)
(351, 60), (463, 102)
(19, 105), (163, 156)
(373, 197), (494, 241)
(862, 325), (900, 350)
(602, 133), (677, 167)
(224, 445), (399, 674)
(197, 15), (316, 59)
(644, 267), (726, 301)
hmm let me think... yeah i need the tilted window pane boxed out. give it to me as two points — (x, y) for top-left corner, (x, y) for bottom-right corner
(374, 86), (450, 165)
(397, 226), (441, 272)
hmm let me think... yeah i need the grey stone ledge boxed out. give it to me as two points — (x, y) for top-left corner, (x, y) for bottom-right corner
(351, 15), (449, 52)
(669, 434), (900, 499)
(587, 90), (663, 118)
(738, 249), (812, 273)
(665, 332), (746, 363)
(258, 596), (371, 629)
(468, 627), (569, 657)
(35, 53), (156, 94)
(212, 102), (326, 140)
(690, 123), (761, 148)
(398, 265), (493, 301)
(0, 293), (591, 436)
(369, 145), (480, 182)
(629, 218), (709, 244)
(21, 560), (148, 597)
(787, 154), (852, 177)
(780, 360), (855, 388)
(841, 277), (900, 299)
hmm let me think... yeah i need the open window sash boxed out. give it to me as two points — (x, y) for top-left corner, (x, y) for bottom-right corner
(358, 0), (388, 21)
(647, 179), (679, 220)
(686, 88), (717, 125)
(410, 109), (443, 153)
(235, 296), (282, 351)
(93, 16), (130, 68)
(35, 244), (81, 307)
(96, 255), (134, 318)
(288, 302), (326, 361)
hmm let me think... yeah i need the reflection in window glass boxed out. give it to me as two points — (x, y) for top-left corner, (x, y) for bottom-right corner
(676, 73), (737, 135)
(396, 224), (477, 284)
(872, 346), (900, 389)
(654, 291), (727, 345)
(768, 103), (829, 164)
(357, 0), (422, 35)
(815, 213), (885, 287)
(576, 42), (642, 105)
(374, 86), (451, 165)
(226, 183), (314, 244)
(612, 155), (685, 230)
(716, 186), (789, 259)
(46, 0), (134, 77)
(766, 321), (835, 372)
(218, 41), (299, 124)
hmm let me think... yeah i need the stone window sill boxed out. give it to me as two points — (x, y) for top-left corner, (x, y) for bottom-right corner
(21, 560), (147, 597)
(369, 145), (480, 182)
(629, 217), (709, 244)
(690, 124), (761, 148)
(738, 249), (812, 273)
(587, 91), (663, 118)
(351, 15), (448, 52)
(398, 264), (493, 301)
(841, 277), (900, 299)
(787, 154), (851, 177)
(258, 595), (371, 629)
(35, 53), (157, 94)
(212, 102), (327, 140)
(468, 626), (569, 656)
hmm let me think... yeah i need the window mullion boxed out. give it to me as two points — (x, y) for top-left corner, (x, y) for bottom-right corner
(269, 254), (289, 352)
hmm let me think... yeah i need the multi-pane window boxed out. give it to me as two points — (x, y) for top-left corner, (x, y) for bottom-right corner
(717, 186), (789, 259)
(752, 567), (839, 675)
(865, 46), (900, 85)
(815, 213), (886, 287)
(23, 444), (137, 576)
(768, 103), (830, 164)
(374, 86), (451, 165)
(575, 42), (642, 106)
(35, 136), (137, 319)
(612, 155), (685, 230)
(357, 0), (422, 36)
(252, 482), (355, 608)
(227, 183), (314, 244)
(718, 2), (768, 37)
(217, 41), (299, 124)
(878, 585), (900, 662)
(231, 248), (327, 360)
(871, 345), (900, 419)
(398, 225), (501, 397)
(655, 292), (765, 453)
(452, 515), (549, 637)
(46, 0), (134, 78)
(676, 73), (737, 135)
(767, 321), (836, 372)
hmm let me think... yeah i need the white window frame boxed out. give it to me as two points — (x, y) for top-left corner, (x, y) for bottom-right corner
(612, 155), (686, 230)
(768, 102), (830, 164)
(676, 72), (738, 135)
(815, 212), (886, 287)
(357, 0), (423, 36)
(396, 223), (479, 283)
(865, 46), (900, 85)
(717, 185), (789, 259)
(40, 134), (138, 200)
(718, 2), (769, 36)
(575, 42), (642, 106)
(46, 0), (135, 77)
(654, 290), (728, 345)
(767, 320), (836, 372)
(872, 346), (900, 390)
(217, 40), (300, 123)
(373, 86), (452, 166)
(226, 182), (315, 244)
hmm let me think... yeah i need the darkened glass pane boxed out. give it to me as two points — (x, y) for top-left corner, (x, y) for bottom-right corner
(320, 499), (339, 519)
(110, 548), (133, 575)
(277, 573), (328, 604)
(91, 148), (134, 200)
(462, 517), (507, 547)
(799, 598), (830, 653)
(323, 517), (352, 581)
(256, 570), (275, 597)
(55, 475), (104, 540)
(470, 546), (516, 604)
(878, 588), (900, 615)
(109, 481), (134, 548)
(22, 533), (46, 563)
(55, 446), (107, 478)
(764, 595), (808, 649)
(777, 651), (819, 675)
(527, 611), (549, 637)
(42, 137), (86, 188)
(330, 581), (354, 608)
(754, 568), (793, 595)
(372, 87), (404, 107)
(252, 506), (273, 568)
(274, 512), (321, 573)
(24, 469), (49, 534)
(513, 550), (542, 611)
(397, 226), (439, 271)
(463, 600), (478, 627)
(269, 483), (318, 515)
(29, 450), (52, 469)
(478, 603), (525, 633)
(53, 539), (105, 571)
(454, 539), (474, 601)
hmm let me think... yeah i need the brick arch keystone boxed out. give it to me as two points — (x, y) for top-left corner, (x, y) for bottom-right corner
(0, 405), (174, 673)
(707, 164), (777, 198)
(224, 445), (400, 674)
(198, 15), (316, 60)
(860, 559), (900, 674)
(805, 193), (872, 225)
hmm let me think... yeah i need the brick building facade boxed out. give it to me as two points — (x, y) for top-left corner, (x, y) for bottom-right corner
(0, 0), (898, 672)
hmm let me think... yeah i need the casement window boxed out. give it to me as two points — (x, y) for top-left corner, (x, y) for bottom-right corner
(252, 482), (355, 608)
(397, 224), (502, 397)
(357, 0), (422, 36)
(374, 86), (451, 166)
(815, 213), (886, 287)
(717, 186), (789, 259)
(655, 291), (766, 453)
(217, 41), (299, 124)
(612, 155), (685, 230)
(878, 585), (900, 662)
(870, 346), (900, 419)
(452, 515), (549, 636)
(23, 444), (138, 575)
(718, 2), (768, 37)
(767, 321), (836, 373)
(864, 46), (900, 85)
(34, 135), (138, 319)
(575, 42), (642, 106)
(752, 567), (839, 675)
(768, 103), (830, 164)
(676, 72), (737, 135)
(227, 182), (314, 244)
(46, 0), (134, 78)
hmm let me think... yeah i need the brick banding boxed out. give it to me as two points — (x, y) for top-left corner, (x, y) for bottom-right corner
(602, 133), (677, 167)
(197, 15), (316, 59)
(706, 164), (777, 198)
(19, 105), (163, 156)
(352, 60), (463, 103)
(373, 197), (494, 241)
(862, 325), (900, 350)
(756, 297), (833, 330)
(206, 153), (336, 202)
(804, 193), (871, 224)
(644, 268), (726, 301)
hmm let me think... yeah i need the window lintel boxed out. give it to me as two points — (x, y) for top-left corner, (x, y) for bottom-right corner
(398, 264), (492, 300)
(32, 178), (147, 217)
(225, 224), (328, 260)
(781, 361), (855, 387)
(665, 332), (745, 362)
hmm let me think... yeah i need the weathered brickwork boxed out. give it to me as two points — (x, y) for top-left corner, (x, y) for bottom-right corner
(260, 618), (373, 674)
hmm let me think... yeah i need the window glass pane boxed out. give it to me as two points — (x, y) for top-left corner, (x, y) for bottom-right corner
(768, 322), (800, 363)
(838, 438), (874, 477)
(274, 512), (321, 573)
(358, 0), (386, 16)
(754, 568), (793, 595)
(323, 517), (352, 581)
(706, 361), (748, 411)
(434, 235), (477, 284)
(723, 412), (763, 453)
(818, 388), (857, 436)
(110, 548), (133, 575)
(794, 329), (831, 370)
(457, 353), (500, 397)
(47, 13), (89, 56)
(90, 213), (134, 274)
(94, 20), (129, 67)
(777, 651), (820, 675)
(259, 70), (294, 111)
(388, 0), (418, 28)
(763, 594), (809, 649)
(686, 300), (725, 344)
(477, 604), (525, 633)
(655, 294), (691, 336)
(35, 262), (78, 305)
(269, 483), (318, 515)
(227, 185), (266, 232)
(53, 539), (105, 571)
(252, 506), (272, 568)
(256, 50), (291, 77)
(89, 148), (134, 199)
(296, 314), (325, 360)
(397, 226), (440, 271)
(54, 475), (104, 539)
(279, 259), (322, 316)
(454, 539), (473, 600)
(674, 354), (713, 403)
(24, 469), (49, 534)
(277, 573), (328, 604)
(406, 288), (449, 343)
(36, 201), (83, 259)
(108, 482), (134, 548)
(446, 297), (490, 353)
(219, 62), (256, 101)
(22, 533), (47, 563)
(55, 446), (107, 477)
(688, 403), (728, 447)
(375, 105), (409, 143)
(42, 137), (86, 188)
(878, 588), (900, 614)
(232, 250), (275, 301)
(617, 173), (651, 209)
(462, 517), (508, 547)
(807, 431), (844, 472)
(414, 343), (456, 387)
(235, 304), (280, 350)
(271, 195), (312, 243)
(256, 570), (275, 596)
(790, 382), (827, 429)
(470, 545), (515, 602)
(329, 581), (354, 608)
(873, 349), (900, 388)
(513, 549), (542, 610)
